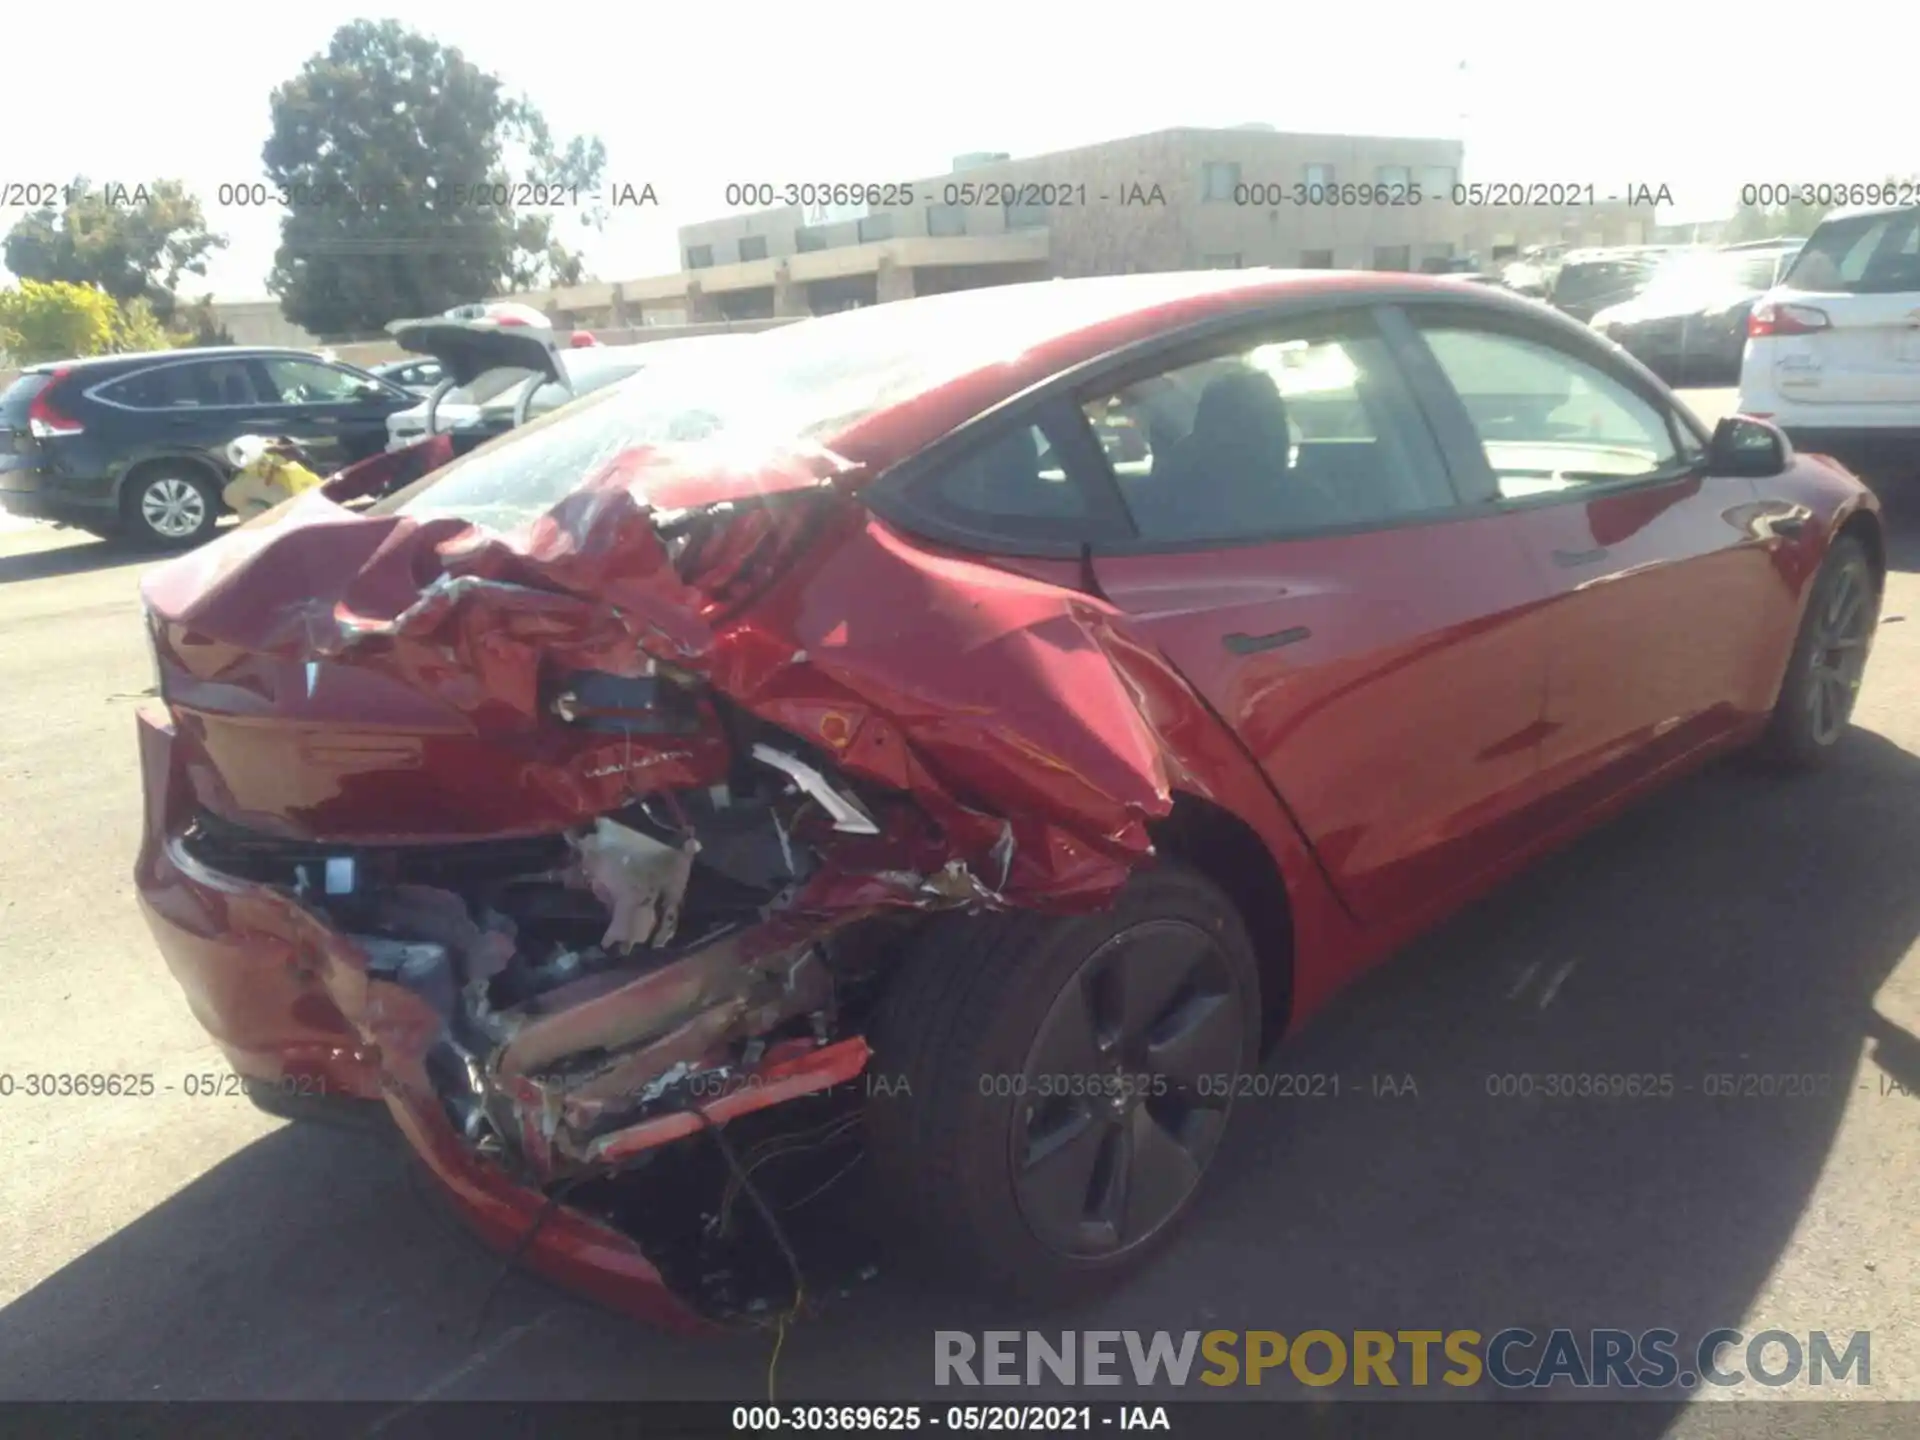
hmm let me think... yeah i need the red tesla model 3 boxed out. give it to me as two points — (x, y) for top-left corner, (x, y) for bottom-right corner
(134, 271), (1882, 1328)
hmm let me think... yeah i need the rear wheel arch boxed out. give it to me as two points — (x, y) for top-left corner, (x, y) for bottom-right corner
(1149, 791), (1296, 1050)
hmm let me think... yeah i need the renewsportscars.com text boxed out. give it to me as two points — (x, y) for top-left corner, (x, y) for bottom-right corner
(934, 1328), (1870, 1391)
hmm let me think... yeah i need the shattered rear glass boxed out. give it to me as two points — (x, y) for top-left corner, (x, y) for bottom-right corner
(396, 272), (1265, 532)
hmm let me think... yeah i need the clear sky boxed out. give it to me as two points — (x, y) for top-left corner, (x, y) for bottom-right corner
(2, 2), (1913, 300)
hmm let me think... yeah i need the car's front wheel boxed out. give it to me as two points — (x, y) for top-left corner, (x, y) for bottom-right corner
(866, 864), (1259, 1304)
(1757, 532), (1880, 768)
(123, 468), (221, 548)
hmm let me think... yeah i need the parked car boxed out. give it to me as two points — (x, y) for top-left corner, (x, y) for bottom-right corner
(1499, 250), (1554, 297)
(437, 300), (554, 327)
(1546, 249), (1665, 323)
(135, 271), (1881, 1328)
(1738, 202), (1920, 475)
(0, 347), (418, 545)
(383, 323), (750, 453)
(368, 357), (447, 396)
(1590, 244), (1802, 386)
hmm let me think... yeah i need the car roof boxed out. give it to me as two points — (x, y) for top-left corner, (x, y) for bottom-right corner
(29, 345), (325, 374)
(1814, 200), (1920, 226)
(684, 269), (1576, 466)
(1559, 249), (1659, 266)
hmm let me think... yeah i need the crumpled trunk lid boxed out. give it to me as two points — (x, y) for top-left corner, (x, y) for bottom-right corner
(139, 457), (821, 841)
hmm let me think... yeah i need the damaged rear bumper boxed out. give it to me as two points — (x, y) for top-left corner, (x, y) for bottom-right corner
(135, 707), (877, 1331)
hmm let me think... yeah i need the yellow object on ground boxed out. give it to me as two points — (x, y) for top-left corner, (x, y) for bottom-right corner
(222, 452), (326, 520)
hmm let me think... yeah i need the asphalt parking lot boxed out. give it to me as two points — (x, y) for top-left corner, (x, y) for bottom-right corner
(1, 391), (1917, 1432)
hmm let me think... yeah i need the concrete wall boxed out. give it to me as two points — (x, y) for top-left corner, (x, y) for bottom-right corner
(209, 300), (324, 349)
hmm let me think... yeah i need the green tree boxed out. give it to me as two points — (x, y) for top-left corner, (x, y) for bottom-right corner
(262, 21), (607, 336)
(0, 280), (119, 365)
(3, 180), (227, 324)
(110, 296), (183, 354)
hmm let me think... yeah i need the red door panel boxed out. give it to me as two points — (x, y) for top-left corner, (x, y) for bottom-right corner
(1092, 511), (1555, 927)
(1511, 472), (1781, 810)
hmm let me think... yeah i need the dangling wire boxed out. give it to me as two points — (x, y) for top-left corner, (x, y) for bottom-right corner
(471, 1170), (593, 1342)
(685, 1105), (808, 1401)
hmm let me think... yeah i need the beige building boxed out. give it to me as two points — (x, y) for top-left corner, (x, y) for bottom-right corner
(181, 127), (1657, 347)
(205, 299), (324, 348)
(509, 126), (1653, 327)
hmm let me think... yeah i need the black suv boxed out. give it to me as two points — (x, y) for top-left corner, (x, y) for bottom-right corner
(0, 347), (416, 546)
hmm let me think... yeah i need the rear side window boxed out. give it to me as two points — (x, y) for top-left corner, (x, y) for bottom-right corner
(922, 423), (1090, 525)
(1785, 209), (1920, 295)
(98, 361), (262, 409)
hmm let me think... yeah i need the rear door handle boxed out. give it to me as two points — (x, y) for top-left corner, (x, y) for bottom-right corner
(1552, 547), (1610, 568)
(1223, 626), (1311, 655)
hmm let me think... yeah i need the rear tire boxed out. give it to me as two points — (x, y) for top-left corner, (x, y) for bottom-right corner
(122, 467), (221, 548)
(865, 863), (1259, 1305)
(1756, 534), (1878, 769)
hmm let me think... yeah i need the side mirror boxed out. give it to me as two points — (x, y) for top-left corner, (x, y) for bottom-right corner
(1708, 415), (1792, 477)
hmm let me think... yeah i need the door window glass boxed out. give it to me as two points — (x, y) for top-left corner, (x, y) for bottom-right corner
(261, 358), (372, 404)
(1421, 324), (1684, 497)
(1078, 322), (1456, 543)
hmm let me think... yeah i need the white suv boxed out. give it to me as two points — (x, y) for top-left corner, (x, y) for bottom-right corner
(1737, 202), (1920, 471)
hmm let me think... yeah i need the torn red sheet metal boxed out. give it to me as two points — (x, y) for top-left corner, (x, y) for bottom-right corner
(141, 437), (1203, 909)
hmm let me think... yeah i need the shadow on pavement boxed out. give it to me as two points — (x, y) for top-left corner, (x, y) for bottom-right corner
(2, 725), (1915, 1416)
(2, 513), (1917, 1425)
(0, 536), (152, 585)
(1874, 476), (1920, 573)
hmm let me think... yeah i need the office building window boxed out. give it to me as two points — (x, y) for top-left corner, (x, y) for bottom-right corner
(737, 235), (769, 262)
(795, 226), (827, 253)
(1420, 165), (1457, 200)
(685, 244), (714, 270)
(1373, 245), (1412, 271)
(1303, 163), (1335, 190)
(1376, 165), (1412, 191)
(927, 205), (967, 237)
(1202, 161), (1240, 202)
(857, 213), (895, 243)
(1201, 253), (1242, 269)
(1005, 203), (1049, 231)
(1299, 249), (1334, 268)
